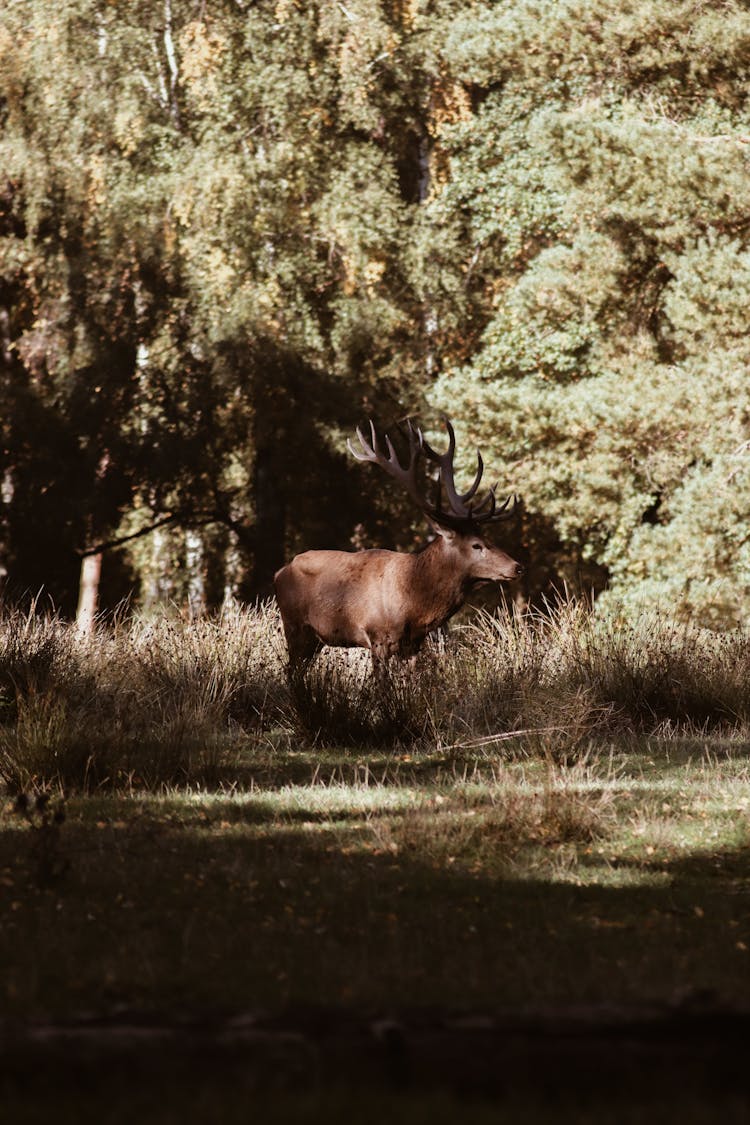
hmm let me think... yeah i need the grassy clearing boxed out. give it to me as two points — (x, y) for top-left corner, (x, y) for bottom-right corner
(3, 596), (750, 792)
(2, 742), (748, 1020)
(1, 600), (749, 1116)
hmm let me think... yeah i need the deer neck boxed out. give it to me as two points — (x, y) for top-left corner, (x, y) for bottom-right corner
(409, 537), (467, 625)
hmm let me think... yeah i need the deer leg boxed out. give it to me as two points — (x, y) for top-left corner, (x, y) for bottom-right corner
(398, 627), (425, 660)
(285, 625), (321, 674)
(369, 635), (403, 685)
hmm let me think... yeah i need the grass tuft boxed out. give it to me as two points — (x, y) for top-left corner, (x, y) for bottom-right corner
(286, 653), (433, 747)
(1, 596), (749, 793)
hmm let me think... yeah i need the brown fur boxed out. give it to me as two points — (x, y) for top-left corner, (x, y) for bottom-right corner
(274, 526), (522, 667)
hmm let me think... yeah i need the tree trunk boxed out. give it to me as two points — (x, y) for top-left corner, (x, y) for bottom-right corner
(185, 529), (205, 617)
(76, 552), (102, 634)
(250, 443), (287, 599)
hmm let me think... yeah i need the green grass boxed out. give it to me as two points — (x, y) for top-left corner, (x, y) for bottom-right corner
(2, 740), (749, 1017)
(1, 600), (749, 1117)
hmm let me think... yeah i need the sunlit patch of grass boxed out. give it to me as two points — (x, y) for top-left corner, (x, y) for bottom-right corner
(2, 736), (750, 1022)
(118, 753), (627, 883)
(179, 778), (428, 831)
(359, 756), (620, 881)
(626, 805), (749, 857)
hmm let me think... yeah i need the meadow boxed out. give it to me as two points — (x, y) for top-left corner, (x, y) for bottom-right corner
(1, 598), (749, 1121)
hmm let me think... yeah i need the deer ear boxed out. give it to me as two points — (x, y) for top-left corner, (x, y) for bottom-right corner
(429, 520), (457, 542)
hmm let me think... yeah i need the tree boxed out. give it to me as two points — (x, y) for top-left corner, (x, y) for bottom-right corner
(0, 1), (439, 608)
(8, 1), (746, 623)
(423, 0), (750, 624)
(0, 2), (180, 612)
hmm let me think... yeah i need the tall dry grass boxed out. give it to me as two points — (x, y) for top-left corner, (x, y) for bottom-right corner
(1, 596), (749, 792)
(0, 602), (286, 792)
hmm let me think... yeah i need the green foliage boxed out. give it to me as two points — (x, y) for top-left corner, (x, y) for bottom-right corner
(2, 0), (750, 618)
(425, 0), (750, 623)
(0, 0), (442, 605)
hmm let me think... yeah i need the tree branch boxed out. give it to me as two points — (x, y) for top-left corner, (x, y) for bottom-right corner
(79, 507), (256, 558)
(79, 513), (185, 558)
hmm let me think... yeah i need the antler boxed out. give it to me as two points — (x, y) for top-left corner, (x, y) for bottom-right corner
(422, 418), (517, 527)
(347, 419), (427, 513)
(348, 417), (517, 529)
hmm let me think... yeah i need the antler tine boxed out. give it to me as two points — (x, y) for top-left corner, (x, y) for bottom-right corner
(368, 418), (378, 456)
(347, 424), (373, 461)
(422, 417), (483, 520)
(404, 419), (424, 466)
(421, 418), (460, 516)
(473, 490), (518, 524)
(495, 493), (518, 520)
(459, 450), (484, 504)
(470, 485), (497, 520)
(348, 418), (429, 513)
(384, 433), (400, 466)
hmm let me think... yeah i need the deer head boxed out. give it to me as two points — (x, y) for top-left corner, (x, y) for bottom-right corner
(348, 417), (522, 585)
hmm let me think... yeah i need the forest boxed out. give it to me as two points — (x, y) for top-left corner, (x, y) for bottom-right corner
(2, 4), (750, 1120)
(2, 0), (749, 623)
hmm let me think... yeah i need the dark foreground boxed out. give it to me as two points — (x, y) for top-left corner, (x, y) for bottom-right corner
(3, 1003), (750, 1123)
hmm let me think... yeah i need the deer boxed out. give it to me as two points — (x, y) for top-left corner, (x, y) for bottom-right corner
(274, 418), (523, 669)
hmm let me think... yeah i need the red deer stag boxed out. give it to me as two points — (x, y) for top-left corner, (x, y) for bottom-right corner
(274, 418), (523, 668)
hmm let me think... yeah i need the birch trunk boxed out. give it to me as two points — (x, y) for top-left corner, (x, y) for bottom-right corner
(76, 552), (102, 634)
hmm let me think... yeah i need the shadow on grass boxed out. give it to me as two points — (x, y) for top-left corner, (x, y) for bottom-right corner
(2, 795), (749, 1013)
(1, 789), (750, 1117)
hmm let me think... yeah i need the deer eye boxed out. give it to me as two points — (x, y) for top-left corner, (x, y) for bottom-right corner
(472, 543), (482, 551)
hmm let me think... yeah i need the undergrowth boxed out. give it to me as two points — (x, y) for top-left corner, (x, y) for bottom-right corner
(1, 597), (749, 793)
